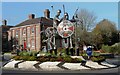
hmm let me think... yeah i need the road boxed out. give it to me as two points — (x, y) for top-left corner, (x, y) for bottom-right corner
(1, 67), (120, 75)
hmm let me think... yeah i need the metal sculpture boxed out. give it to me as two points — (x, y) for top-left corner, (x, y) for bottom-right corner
(42, 5), (75, 52)
(57, 20), (74, 38)
(42, 27), (55, 51)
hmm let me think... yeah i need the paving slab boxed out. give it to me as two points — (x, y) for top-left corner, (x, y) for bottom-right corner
(4, 60), (21, 68)
(18, 61), (38, 71)
(39, 62), (64, 71)
(101, 61), (117, 67)
(86, 61), (108, 69)
(63, 63), (89, 70)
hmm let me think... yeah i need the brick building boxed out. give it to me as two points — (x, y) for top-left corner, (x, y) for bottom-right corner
(8, 9), (54, 51)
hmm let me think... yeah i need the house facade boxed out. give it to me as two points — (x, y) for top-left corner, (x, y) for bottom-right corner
(8, 9), (54, 51)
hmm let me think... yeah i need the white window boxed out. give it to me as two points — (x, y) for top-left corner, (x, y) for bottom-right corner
(23, 28), (26, 35)
(31, 27), (35, 34)
(16, 30), (19, 37)
(27, 43), (30, 48)
(31, 39), (35, 47)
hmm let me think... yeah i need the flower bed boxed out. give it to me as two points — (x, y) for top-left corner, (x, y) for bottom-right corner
(90, 56), (105, 63)
(12, 56), (37, 61)
(12, 55), (83, 63)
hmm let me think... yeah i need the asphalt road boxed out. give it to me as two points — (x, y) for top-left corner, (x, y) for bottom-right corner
(1, 68), (120, 75)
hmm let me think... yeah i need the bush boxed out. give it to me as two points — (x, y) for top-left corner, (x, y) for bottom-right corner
(92, 52), (100, 56)
(81, 51), (88, 56)
(28, 56), (36, 61)
(12, 56), (21, 60)
(12, 56), (37, 61)
(50, 57), (57, 62)
(19, 51), (30, 56)
(31, 51), (38, 57)
(21, 56), (29, 60)
(19, 51), (38, 57)
(56, 56), (64, 62)
(57, 47), (63, 53)
(45, 53), (52, 57)
(91, 56), (105, 62)
(101, 44), (111, 53)
(101, 43), (120, 54)
(63, 57), (72, 63)
(71, 58), (82, 63)
(37, 56), (49, 62)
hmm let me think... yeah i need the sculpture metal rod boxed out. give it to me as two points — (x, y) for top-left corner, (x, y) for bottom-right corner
(70, 36), (73, 48)
(63, 4), (65, 14)
(51, 5), (56, 49)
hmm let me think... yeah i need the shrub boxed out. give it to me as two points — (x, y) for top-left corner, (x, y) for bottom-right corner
(11, 56), (16, 59)
(71, 58), (83, 63)
(50, 58), (57, 62)
(18, 51), (38, 57)
(37, 56), (49, 62)
(13, 56), (20, 60)
(63, 57), (72, 63)
(101, 44), (111, 53)
(92, 52), (100, 56)
(101, 43), (120, 54)
(57, 47), (63, 53)
(31, 51), (38, 57)
(12, 56), (37, 61)
(19, 51), (30, 56)
(91, 56), (105, 62)
(56, 56), (64, 62)
(45, 53), (52, 57)
(28, 56), (36, 61)
(22, 56), (29, 60)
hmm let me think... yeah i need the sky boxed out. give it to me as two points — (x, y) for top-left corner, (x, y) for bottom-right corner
(1, 2), (119, 30)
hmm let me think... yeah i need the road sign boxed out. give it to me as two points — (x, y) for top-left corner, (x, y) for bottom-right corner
(86, 47), (92, 56)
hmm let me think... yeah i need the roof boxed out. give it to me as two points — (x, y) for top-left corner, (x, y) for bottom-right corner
(15, 17), (53, 27)
(0, 25), (14, 32)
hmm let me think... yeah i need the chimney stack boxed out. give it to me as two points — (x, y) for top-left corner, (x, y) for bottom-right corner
(2, 20), (7, 25)
(44, 9), (50, 18)
(28, 14), (35, 19)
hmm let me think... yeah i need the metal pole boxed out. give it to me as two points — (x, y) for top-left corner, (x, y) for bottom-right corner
(63, 4), (65, 15)
(70, 36), (73, 48)
(51, 5), (56, 49)
(75, 22), (77, 56)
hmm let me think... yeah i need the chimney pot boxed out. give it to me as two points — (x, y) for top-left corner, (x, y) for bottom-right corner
(28, 14), (35, 19)
(44, 9), (50, 18)
(2, 20), (7, 25)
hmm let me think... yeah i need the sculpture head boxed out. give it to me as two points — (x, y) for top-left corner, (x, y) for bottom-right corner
(64, 12), (69, 20)
(57, 9), (61, 16)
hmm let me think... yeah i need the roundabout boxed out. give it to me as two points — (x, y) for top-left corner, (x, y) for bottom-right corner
(3, 56), (118, 71)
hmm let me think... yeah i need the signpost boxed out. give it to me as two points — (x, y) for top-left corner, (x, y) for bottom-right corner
(86, 47), (92, 59)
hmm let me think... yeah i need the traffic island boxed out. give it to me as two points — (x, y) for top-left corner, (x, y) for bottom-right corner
(2, 57), (118, 71)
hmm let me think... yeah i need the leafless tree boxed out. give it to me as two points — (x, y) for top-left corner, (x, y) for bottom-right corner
(77, 9), (97, 31)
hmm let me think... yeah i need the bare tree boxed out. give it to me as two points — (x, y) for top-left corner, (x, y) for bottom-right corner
(77, 9), (97, 31)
